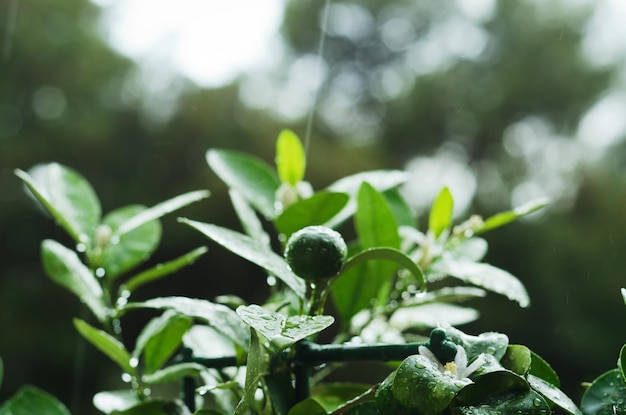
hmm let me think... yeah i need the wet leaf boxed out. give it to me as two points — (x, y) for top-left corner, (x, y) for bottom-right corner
(133, 311), (193, 374)
(454, 389), (549, 415)
(528, 374), (582, 415)
(234, 330), (266, 415)
(430, 260), (530, 308)
(500, 345), (532, 376)
(179, 219), (306, 298)
(326, 170), (408, 227)
(443, 326), (509, 361)
(454, 370), (529, 406)
(286, 398), (327, 415)
(236, 305), (334, 351)
(619, 344), (626, 385)
(142, 363), (206, 384)
(0, 386), (71, 415)
(529, 350), (560, 388)
(207, 149), (280, 219)
(274, 191), (349, 238)
(123, 247), (208, 293)
(580, 369), (626, 415)
(97, 205), (161, 279)
(229, 189), (270, 246)
(116, 190), (208, 238)
(41, 239), (107, 322)
(74, 319), (135, 375)
(16, 164), (101, 250)
(390, 303), (480, 330)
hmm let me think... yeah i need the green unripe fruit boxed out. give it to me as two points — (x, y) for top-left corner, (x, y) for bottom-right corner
(284, 226), (347, 281)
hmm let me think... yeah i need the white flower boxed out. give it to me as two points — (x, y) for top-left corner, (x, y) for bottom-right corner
(418, 344), (485, 383)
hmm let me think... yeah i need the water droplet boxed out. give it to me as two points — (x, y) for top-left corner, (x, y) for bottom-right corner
(76, 243), (86, 253)
(414, 362), (425, 369)
(266, 276), (277, 286)
(486, 346), (496, 355)
(110, 235), (120, 245)
(129, 357), (139, 368)
(121, 373), (132, 383)
(533, 397), (543, 407)
(78, 234), (89, 243)
(95, 267), (106, 278)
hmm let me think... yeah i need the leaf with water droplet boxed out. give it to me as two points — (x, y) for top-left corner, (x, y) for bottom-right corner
(528, 374), (581, 415)
(454, 389), (550, 415)
(430, 260), (529, 308)
(580, 369), (625, 415)
(236, 305), (334, 351)
(443, 325), (509, 362)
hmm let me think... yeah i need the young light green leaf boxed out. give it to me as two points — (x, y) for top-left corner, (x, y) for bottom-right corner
(15, 164), (101, 250)
(73, 319), (135, 375)
(429, 260), (530, 308)
(41, 239), (107, 322)
(529, 375), (582, 415)
(0, 385), (71, 415)
(179, 218), (306, 298)
(114, 190), (209, 238)
(207, 149), (281, 219)
(124, 297), (250, 349)
(428, 187), (454, 238)
(123, 246), (208, 293)
(274, 191), (349, 237)
(276, 129), (306, 186)
(383, 188), (416, 228)
(500, 345), (532, 376)
(477, 197), (549, 234)
(326, 170), (408, 227)
(133, 311), (193, 374)
(237, 305), (334, 351)
(96, 205), (161, 279)
(230, 189), (271, 247)
(142, 363), (206, 384)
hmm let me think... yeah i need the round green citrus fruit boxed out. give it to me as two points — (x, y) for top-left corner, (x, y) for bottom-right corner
(284, 226), (347, 281)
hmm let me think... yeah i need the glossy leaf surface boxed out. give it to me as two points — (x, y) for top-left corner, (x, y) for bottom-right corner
(580, 369), (626, 415)
(16, 164), (101, 249)
(454, 389), (549, 414)
(429, 187), (454, 238)
(207, 149), (280, 219)
(41, 239), (107, 322)
(74, 319), (134, 375)
(179, 219), (306, 298)
(528, 374), (582, 415)
(97, 205), (161, 279)
(274, 191), (349, 237)
(229, 189), (270, 246)
(0, 385), (71, 415)
(124, 297), (250, 349)
(477, 197), (549, 234)
(237, 305), (334, 351)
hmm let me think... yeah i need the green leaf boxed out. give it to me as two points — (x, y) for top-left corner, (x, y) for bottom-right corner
(15, 164), (101, 250)
(343, 247), (425, 289)
(229, 189), (271, 246)
(123, 247), (208, 293)
(133, 311), (193, 374)
(183, 325), (240, 360)
(581, 369), (626, 415)
(429, 187), (454, 238)
(274, 191), (349, 237)
(310, 383), (372, 413)
(619, 344), (626, 385)
(207, 149), (280, 219)
(326, 170), (408, 227)
(73, 319), (135, 375)
(443, 326), (509, 361)
(383, 188), (415, 228)
(529, 350), (560, 388)
(528, 374), (582, 415)
(41, 239), (107, 322)
(142, 363), (206, 384)
(454, 370), (529, 407)
(477, 197), (549, 234)
(179, 219), (306, 298)
(287, 398), (327, 415)
(234, 330), (266, 415)
(93, 390), (142, 413)
(430, 260), (530, 308)
(276, 129), (306, 186)
(93, 393), (190, 415)
(97, 205), (161, 279)
(114, 190), (209, 238)
(389, 303), (480, 330)
(236, 305), (334, 351)
(500, 345), (532, 376)
(447, 238), (488, 262)
(0, 385), (71, 415)
(454, 389), (549, 415)
(124, 297), (250, 349)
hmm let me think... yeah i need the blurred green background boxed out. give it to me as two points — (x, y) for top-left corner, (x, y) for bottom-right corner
(2, 0), (626, 413)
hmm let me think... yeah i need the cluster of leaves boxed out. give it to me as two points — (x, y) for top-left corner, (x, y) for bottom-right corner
(578, 289), (626, 414)
(4, 130), (580, 415)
